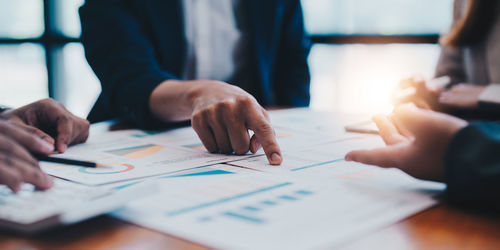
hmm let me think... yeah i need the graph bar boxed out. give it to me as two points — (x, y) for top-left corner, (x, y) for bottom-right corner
(261, 200), (277, 206)
(166, 182), (292, 217)
(279, 195), (298, 201)
(290, 158), (344, 171)
(165, 169), (234, 178)
(296, 190), (314, 196)
(243, 206), (260, 212)
(223, 212), (265, 224)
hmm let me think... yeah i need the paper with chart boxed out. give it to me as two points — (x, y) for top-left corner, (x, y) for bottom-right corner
(113, 170), (444, 250)
(41, 122), (346, 185)
(99, 164), (258, 190)
(268, 108), (374, 137)
(38, 109), (447, 249)
(40, 131), (256, 185)
(129, 124), (340, 153)
(229, 135), (384, 173)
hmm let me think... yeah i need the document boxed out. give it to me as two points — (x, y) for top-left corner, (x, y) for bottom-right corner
(129, 124), (338, 152)
(41, 122), (343, 185)
(41, 131), (254, 185)
(268, 108), (374, 138)
(99, 164), (259, 190)
(229, 135), (384, 173)
(113, 170), (444, 250)
(39, 109), (446, 249)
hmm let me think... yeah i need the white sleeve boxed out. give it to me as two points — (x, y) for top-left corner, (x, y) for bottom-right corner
(479, 84), (500, 105)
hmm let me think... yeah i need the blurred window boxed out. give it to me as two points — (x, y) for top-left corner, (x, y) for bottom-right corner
(0, 0), (44, 38)
(0, 0), (454, 117)
(302, 0), (453, 35)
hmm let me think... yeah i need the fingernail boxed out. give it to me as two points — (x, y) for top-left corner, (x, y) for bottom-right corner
(270, 153), (281, 165)
(12, 184), (21, 193)
(59, 143), (67, 153)
(345, 155), (352, 161)
(40, 139), (55, 152)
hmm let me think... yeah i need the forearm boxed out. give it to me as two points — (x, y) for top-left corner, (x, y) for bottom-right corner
(478, 84), (500, 113)
(149, 80), (201, 122)
(80, 1), (180, 127)
(434, 45), (466, 85)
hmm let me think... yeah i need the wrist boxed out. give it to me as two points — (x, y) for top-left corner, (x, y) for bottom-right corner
(185, 81), (205, 110)
(149, 80), (202, 122)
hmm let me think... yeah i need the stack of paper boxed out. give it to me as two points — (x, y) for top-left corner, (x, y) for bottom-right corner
(40, 109), (445, 249)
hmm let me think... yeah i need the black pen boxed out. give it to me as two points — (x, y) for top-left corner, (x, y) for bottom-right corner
(35, 154), (106, 168)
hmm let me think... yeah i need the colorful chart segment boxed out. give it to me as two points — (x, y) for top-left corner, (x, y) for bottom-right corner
(79, 163), (135, 175)
(106, 144), (164, 159)
(182, 143), (207, 151)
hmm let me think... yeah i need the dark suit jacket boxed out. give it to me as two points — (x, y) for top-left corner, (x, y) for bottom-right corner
(445, 122), (500, 211)
(80, 0), (311, 128)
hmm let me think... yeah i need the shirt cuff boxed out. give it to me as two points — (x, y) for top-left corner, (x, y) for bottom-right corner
(0, 105), (11, 114)
(478, 83), (500, 105)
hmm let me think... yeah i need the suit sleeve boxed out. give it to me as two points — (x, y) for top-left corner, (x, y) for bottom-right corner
(445, 122), (500, 210)
(272, 0), (311, 107)
(80, 0), (177, 128)
(434, 44), (467, 85)
(477, 84), (500, 117)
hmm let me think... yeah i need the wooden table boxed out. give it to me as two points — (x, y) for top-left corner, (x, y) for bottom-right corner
(0, 204), (499, 250)
(1, 112), (499, 249)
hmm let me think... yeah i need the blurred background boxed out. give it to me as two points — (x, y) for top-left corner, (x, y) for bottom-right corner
(0, 0), (453, 118)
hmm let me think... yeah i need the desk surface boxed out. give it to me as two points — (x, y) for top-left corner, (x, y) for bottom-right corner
(1, 110), (499, 249)
(1, 204), (499, 250)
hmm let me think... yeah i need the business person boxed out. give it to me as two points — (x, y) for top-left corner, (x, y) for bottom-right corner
(395, 0), (500, 116)
(80, 0), (311, 165)
(346, 104), (500, 210)
(0, 99), (90, 192)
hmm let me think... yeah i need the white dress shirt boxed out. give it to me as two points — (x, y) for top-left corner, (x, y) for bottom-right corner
(182, 0), (242, 82)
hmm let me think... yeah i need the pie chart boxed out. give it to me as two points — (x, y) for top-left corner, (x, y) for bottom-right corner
(79, 163), (135, 175)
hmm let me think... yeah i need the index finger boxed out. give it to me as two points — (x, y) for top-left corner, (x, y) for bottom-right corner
(245, 108), (281, 165)
(56, 116), (73, 153)
(398, 77), (424, 89)
(345, 143), (406, 168)
(372, 115), (407, 145)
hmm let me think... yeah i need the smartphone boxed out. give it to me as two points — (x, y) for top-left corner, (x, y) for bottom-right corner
(344, 121), (379, 134)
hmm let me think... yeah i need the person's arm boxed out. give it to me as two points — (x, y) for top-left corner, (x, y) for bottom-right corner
(81, 1), (282, 164)
(272, 0), (311, 107)
(433, 83), (500, 119)
(434, 42), (466, 86)
(391, 44), (466, 111)
(79, 0), (177, 128)
(477, 83), (500, 114)
(445, 122), (500, 210)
